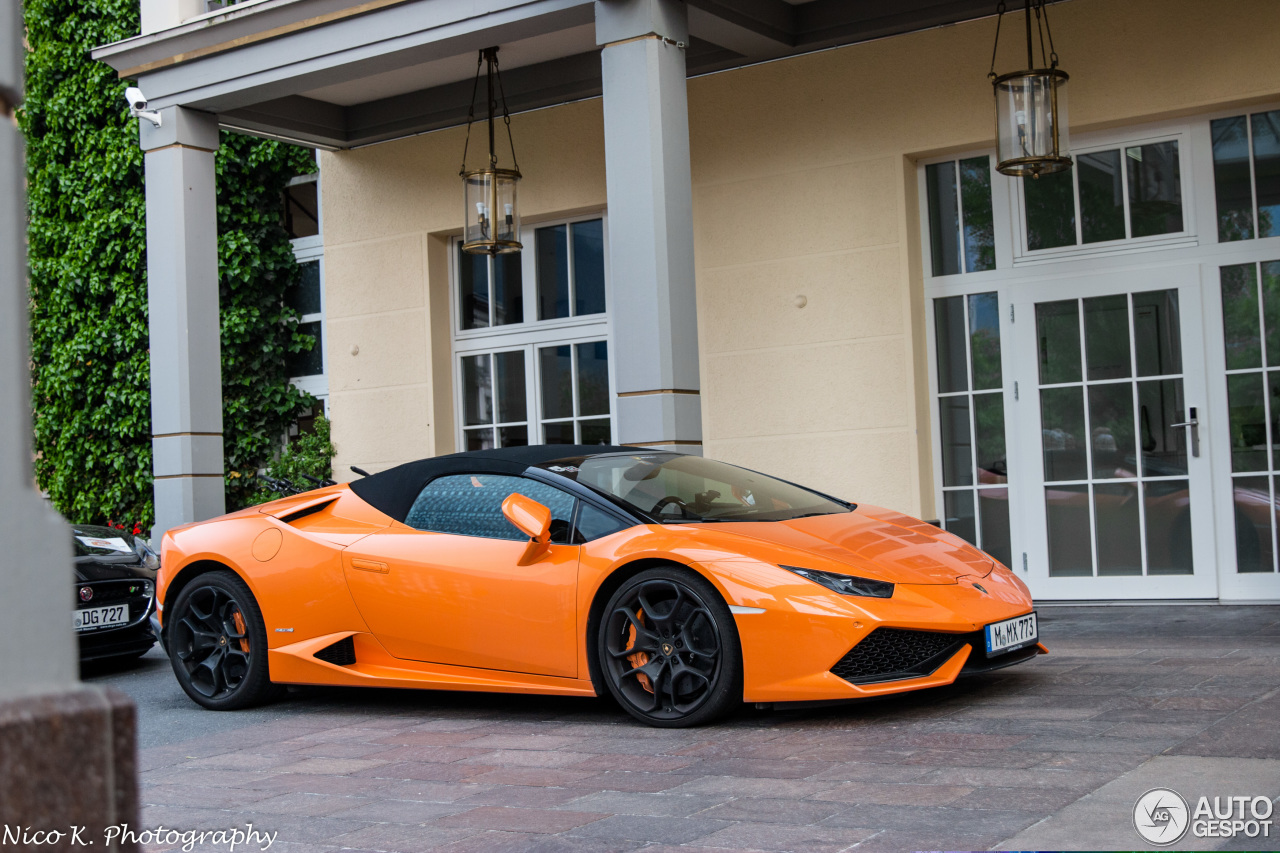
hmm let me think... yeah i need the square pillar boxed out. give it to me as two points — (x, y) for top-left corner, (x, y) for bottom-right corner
(141, 107), (225, 540)
(597, 0), (703, 454)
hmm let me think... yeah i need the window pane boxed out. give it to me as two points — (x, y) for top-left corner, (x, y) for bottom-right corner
(1046, 484), (1092, 576)
(543, 422), (576, 444)
(1212, 115), (1255, 242)
(939, 396), (973, 487)
(943, 490), (976, 546)
(959, 157), (994, 273)
(1227, 372), (1268, 472)
(1133, 289), (1182, 377)
(1233, 475), (1274, 573)
(1138, 378), (1187, 477)
(1126, 141), (1183, 238)
(580, 418), (611, 446)
(539, 345), (573, 420)
(462, 354), (492, 426)
(934, 296), (968, 393)
(283, 179), (319, 239)
(493, 253), (523, 326)
(1271, 370), (1280, 469)
(1264, 261), (1280, 367)
(1253, 110), (1280, 239)
(465, 428), (494, 451)
(1084, 295), (1131, 381)
(576, 341), (609, 417)
(494, 350), (526, 424)
(1036, 299), (1082, 384)
(978, 488), (1011, 568)
(968, 292), (1002, 390)
(458, 248), (490, 330)
(1145, 479), (1193, 575)
(973, 392), (1007, 484)
(926, 161), (961, 277)
(405, 474), (575, 542)
(1088, 382), (1136, 479)
(572, 219), (607, 315)
(1095, 482), (1141, 576)
(1078, 149), (1126, 244)
(1221, 263), (1262, 370)
(576, 503), (630, 542)
(287, 321), (324, 377)
(1024, 168), (1076, 250)
(536, 225), (570, 320)
(287, 260), (322, 316)
(1041, 386), (1087, 482)
(497, 425), (528, 448)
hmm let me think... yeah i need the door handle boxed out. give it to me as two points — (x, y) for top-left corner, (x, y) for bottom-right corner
(351, 559), (389, 574)
(1171, 406), (1200, 458)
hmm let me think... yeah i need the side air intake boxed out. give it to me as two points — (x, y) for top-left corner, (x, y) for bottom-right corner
(314, 636), (356, 666)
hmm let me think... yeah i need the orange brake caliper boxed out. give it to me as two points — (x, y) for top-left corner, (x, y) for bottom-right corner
(626, 609), (653, 693)
(231, 610), (250, 653)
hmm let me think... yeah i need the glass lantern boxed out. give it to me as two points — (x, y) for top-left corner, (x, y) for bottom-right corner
(461, 167), (521, 255)
(993, 68), (1071, 177)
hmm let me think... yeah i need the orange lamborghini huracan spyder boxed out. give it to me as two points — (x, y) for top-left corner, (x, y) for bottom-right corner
(155, 445), (1045, 726)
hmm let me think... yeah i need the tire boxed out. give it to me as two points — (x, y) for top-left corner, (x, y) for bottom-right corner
(598, 566), (742, 727)
(166, 570), (277, 710)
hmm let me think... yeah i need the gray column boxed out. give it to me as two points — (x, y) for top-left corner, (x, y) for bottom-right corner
(0, 0), (77, 700)
(596, 0), (703, 454)
(141, 107), (225, 540)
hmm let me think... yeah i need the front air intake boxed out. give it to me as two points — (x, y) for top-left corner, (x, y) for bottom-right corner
(314, 636), (356, 666)
(830, 628), (964, 684)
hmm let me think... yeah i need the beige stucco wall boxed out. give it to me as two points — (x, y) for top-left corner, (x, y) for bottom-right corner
(320, 0), (1280, 516)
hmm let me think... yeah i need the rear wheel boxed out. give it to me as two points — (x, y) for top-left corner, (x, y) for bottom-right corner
(167, 570), (276, 710)
(599, 566), (742, 727)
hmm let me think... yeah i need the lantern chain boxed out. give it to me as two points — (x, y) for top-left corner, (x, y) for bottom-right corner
(494, 51), (521, 175)
(458, 52), (483, 175)
(1041, 0), (1060, 68)
(987, 1), (1006, 81)
(1034, 1), (1048, 69)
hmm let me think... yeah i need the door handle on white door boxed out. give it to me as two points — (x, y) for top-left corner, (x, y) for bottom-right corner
(1171, 406), (1200, 457)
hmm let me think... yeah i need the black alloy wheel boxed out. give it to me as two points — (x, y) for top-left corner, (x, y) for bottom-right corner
(599, 566), (742, 727)
(167, 570), (276, 710)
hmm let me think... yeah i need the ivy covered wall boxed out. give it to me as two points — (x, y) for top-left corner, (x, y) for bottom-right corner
(21, 0), (318, 528)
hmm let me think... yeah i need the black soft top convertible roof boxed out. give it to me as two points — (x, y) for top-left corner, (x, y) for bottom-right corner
(347, 444), (642, 523)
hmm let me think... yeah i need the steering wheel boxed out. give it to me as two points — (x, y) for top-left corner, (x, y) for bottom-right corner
(651, 495), (692, 517)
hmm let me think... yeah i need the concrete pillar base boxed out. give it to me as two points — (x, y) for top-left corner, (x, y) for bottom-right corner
(0, 686), (139, 851)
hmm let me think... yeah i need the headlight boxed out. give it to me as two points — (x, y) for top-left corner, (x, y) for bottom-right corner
(781, 565), (894, 598)
(133, 539), (160, 571)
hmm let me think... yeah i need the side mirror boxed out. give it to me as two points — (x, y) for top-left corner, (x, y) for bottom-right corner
(502, 493), (552, 564)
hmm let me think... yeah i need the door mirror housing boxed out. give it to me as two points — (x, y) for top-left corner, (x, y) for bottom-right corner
(502, 493), (553, 563)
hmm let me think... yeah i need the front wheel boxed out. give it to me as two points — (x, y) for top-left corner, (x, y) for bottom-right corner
(599, 566), (742, 727)
(167, 570), (276, 710)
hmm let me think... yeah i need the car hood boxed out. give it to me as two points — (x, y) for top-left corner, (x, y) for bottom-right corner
(74, 556), (155, 584)
(709, 504), (994, 585)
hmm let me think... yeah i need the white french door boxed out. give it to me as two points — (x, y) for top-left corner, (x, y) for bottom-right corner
(1008, 265), (1218, 599)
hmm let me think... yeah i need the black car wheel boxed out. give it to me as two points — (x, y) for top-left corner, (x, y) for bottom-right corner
(599, 566), (742, 727)
(167, 571), (276, 710)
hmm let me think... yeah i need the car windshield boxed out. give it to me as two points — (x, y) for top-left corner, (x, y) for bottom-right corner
(542, 453), (852, 522)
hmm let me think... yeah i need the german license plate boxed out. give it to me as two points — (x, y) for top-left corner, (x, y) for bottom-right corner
(75, 604), (129, 632)
(985, 612), (1037, 655)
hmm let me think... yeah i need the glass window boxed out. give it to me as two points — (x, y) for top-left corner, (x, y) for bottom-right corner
(539, 341), (612, 444)
(574, 503), (631, 542)
(926, 157), (995, 277)
(1213, 110), (1280, 242)
(287, 320), (324, 377)
(537, 218), (607, 320)
(459, 246), (521, 330)
(1024, 139), (1185, 251)
(461, 351), (528, 451)
(545, 453), (851, 523)
(283, 176), (319, 240)
(405, 474), (576, 543)
(932, 291), (1011, 564)
(287, 259), (325, 380)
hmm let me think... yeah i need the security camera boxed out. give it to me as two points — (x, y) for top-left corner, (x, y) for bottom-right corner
(124, 87), (162, 128)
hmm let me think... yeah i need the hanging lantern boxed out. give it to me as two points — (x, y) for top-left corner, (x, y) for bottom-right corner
(988, 0), (1071, 178)
(460, 47), (522, 254)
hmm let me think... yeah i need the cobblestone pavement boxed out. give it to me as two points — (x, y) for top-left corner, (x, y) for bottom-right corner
(92, 605), (1280, 852)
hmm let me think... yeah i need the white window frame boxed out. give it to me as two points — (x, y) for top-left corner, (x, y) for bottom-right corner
(287, 170), (327, 403)
(450, 213), (615, 450)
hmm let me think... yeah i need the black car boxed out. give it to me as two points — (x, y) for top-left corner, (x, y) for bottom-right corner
(73, 525), (158, 661)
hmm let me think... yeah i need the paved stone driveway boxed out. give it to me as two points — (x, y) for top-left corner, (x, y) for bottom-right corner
(132, 606), (1280, 852)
